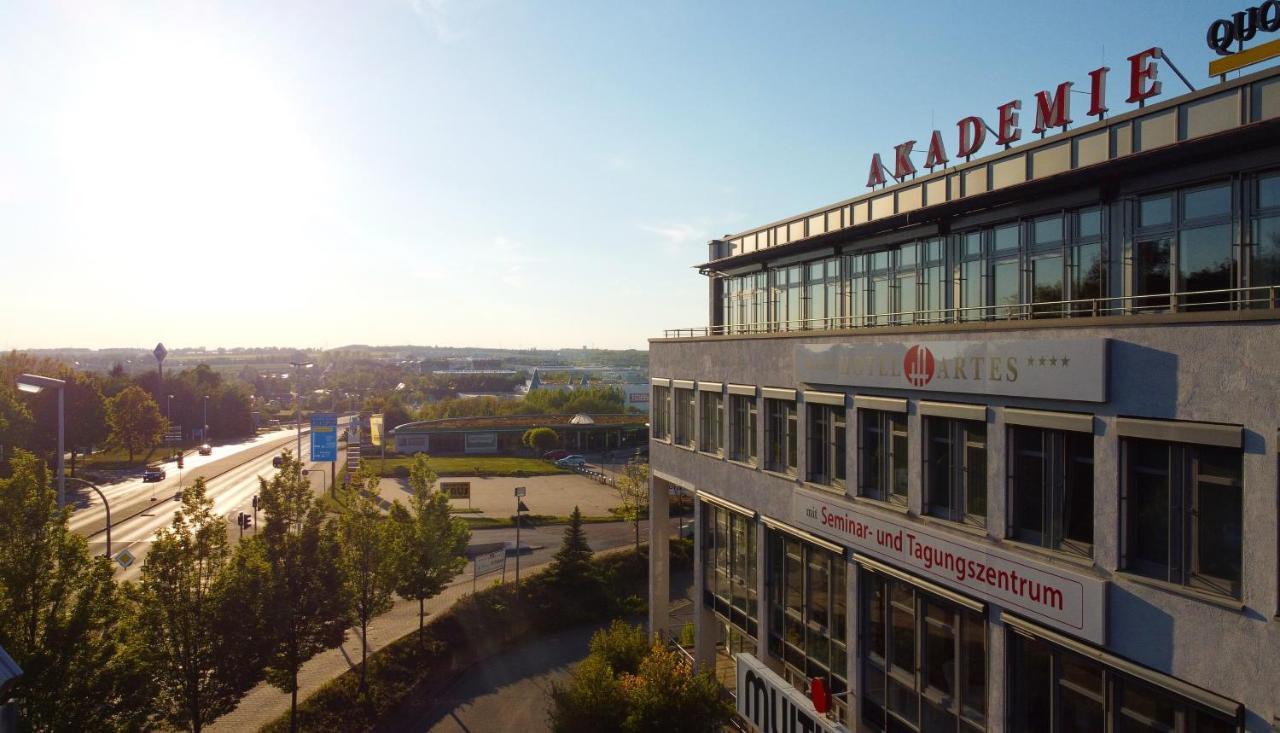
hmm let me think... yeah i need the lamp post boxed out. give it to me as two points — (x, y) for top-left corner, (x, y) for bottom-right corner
(65, 476), (111, 558)
(16, 373), (66, 508)
(166, 393), (173, 419)
(289, 357), (314, 463)
(514, 486), (527, 589)
(202, 394), (209, 443)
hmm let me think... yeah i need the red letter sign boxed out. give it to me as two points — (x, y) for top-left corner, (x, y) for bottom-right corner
(956, 116), (987, 158)
(996, 100), (1022, 146)
(1033, 81), (1073, 133)
(867, 153), (887, 187)
(1087, 66), (1110, 117)
(924, 130), (949, 169)
(1126, 47), (1163, 104)
(893, 140), (917, 180)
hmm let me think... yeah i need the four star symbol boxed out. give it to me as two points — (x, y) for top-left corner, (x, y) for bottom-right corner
(1025, 355), (1073, 367)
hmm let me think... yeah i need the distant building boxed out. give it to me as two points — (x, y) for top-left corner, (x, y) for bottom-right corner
(391, 413), (648, 455)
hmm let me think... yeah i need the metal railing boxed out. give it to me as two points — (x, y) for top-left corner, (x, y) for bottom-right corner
(663, 284), (1280, 338)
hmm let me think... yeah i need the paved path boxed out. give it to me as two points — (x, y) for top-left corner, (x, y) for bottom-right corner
(375, 473), (621, 518)
(207, 522), (664, 731)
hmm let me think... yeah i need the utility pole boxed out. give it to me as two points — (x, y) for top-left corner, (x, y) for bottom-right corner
(514, 486), (527, 590)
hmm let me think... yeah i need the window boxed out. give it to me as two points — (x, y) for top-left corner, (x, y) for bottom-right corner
(765, 398), (798, 475)
(1133, 182), (1235, 312)
(861, 568), (987, 732)
(804, 257), (842, 328)
(771, 265), (804, 331)
(1123, 438), (1243, 597)
(859, 409), (908, 505)
(1249, 171), (1280, 302)
(807, 403), (846, 487)
(698, 390), (723, 455)
(1009, 632), (1239, 733)
(673, 387), (695, 448)
(1008, 426), (1094, 557)
(703, 504), (758, 639)
(925, 416), (987, 526)
(729, 393), (757, 465)
(653, 386), (671, 441)
(768, 532), (848, 723)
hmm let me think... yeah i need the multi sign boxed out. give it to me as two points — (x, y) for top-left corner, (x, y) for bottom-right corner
(1207, 2), (1280, 75)
(792, 489), (1106, 643)
(795, 338), (1107, 402)
(866, 48), (1166, 188)
(310, 413), (338, 462)
(736, 653), (845, 733)
(474, 548), (506, 577)
(441, 481), (471, 500)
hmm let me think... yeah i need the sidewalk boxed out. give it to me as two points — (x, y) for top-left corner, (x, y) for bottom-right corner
(207, 546), (631, 731)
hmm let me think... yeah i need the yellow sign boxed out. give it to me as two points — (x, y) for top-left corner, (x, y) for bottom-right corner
(441, 481), (471, 499)
(370, 414), (384, 447)
(1209, 37), (1280, 76)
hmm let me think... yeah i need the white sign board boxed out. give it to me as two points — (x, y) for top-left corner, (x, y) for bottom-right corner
(736, 653), (845, 733)
(514, 486), (526, 498)
(474, 548), (506, 577)
(795, 338), (1107, 402)
(792, 489), (1105, 643)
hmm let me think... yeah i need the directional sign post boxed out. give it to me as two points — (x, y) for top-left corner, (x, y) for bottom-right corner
(310, 413), (338, 462)
(473, 548), (506, 594)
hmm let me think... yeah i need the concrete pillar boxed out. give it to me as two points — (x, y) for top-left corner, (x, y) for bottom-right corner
(796, 395), (808, 481)
(988, 611), (1007, 733)
(845, 557), (859, 713)
(986, 408), (1006, 539)
(692, 497), (718, 670)
(648, 475), (672, 640)
(755, 518), (770, 662)
(908, 402), (925, 515)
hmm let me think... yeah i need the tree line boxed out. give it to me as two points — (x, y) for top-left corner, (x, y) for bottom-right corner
(0, 449), (469, 732)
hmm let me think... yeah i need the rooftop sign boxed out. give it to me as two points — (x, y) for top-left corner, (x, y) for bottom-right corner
(1207, 2), (1280, 75)
(866, 48), (1166, 189)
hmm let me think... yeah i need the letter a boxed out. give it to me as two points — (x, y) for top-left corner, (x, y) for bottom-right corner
(867, 153), (888, 188)
(924, 129), (949, 169)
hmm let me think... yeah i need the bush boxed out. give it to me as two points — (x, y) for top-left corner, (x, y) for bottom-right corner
(588, 620), (650, 677)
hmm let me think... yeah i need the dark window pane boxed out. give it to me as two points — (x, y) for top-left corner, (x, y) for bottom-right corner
(1179, 224), (1233, 309)
(1127, 441), (1171, 577)
(927, 420), (954, 518)
(960, 612), (986, 724)
(1260, 173), (1280, 209)
(1032, 254), (1065, 317)
(965, 424), (987, 521)
(1134, 237), (1172, 306)
(1009, 635), (1052, 732)
(1140, 194), (1173, 228)
(1078, 208), (1102, 238)
(889, 582), (915, 676)
(962, 260), (984, 321)
(964, 232), (983, 257)
(1063, 432), (1095, 551)
(1183, 183), (1231, 221)
(1251, 216), (1280, 289)
(994, 224), (1020, 252)
(1034, 215), (1064, 245)
(891, 414), (909, 502)
(1011, 428), (1047, 544)
(923, 603), (955, 697)
(993, 259), (1020, 318)
(1118, 681), (1177, 733)
(1193, 448), (1242, 589)
(1073, 241), (1104, 312)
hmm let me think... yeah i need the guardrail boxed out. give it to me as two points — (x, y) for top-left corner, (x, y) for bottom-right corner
(573, 464), (616, 488)
(663, 283), (1280, 338)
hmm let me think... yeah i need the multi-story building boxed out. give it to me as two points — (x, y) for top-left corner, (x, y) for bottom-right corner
(647, 56), (1280, 731)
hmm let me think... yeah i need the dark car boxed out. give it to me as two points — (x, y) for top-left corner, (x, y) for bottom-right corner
(543, 449), (571, 461)
(142, 465), (166, 482)
(198, 444), (212, 456)
(272, 455), (283, 468)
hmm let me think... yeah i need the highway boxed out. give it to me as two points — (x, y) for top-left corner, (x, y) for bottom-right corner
(72, 427), (340, 583)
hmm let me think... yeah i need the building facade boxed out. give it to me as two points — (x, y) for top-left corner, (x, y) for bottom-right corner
(647, 62), (1280, 732)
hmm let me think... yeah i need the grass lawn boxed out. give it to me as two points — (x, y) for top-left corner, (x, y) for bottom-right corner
(367, 455), (569, 478)
(460, 513), (619, 528)
(79, 445), (173, 471)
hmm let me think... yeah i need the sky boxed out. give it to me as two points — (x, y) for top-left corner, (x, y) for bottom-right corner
(0, 0), (1262, 352)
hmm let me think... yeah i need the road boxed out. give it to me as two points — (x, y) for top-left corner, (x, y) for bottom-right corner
(72, 426), (342, 582)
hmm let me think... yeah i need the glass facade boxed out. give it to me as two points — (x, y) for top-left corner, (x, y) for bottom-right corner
(703, 504), (758, 640)
(1008, 426), (1094, 557)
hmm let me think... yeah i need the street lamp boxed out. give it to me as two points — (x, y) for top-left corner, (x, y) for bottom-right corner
(166, 393), (174, 419)
(514, 486), (528, 589)
(289, 357), (314, 462)
(202, 394), (209, 443)
(16, 373), (66, 508)
(65, 476), (111, 558)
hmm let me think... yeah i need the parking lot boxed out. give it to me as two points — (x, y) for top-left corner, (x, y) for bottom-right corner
(375, 471), (622, 518)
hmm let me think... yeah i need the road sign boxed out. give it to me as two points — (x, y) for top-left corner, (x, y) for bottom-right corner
(114, 548), (135, 570)
(310, 412), (338, 462)
(514, 486), (526, 498)
(441, 481), (471, 499)
(474, 548), (506, 576)
(153, 342), (167, 362)
(164, 426), (183, 446)
(346, 444), (361, 471)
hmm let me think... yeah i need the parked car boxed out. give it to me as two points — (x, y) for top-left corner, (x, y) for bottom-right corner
(198, 444), (212, 456)
(543, 449), (571, 461)
(272, 455), (283, 468)
(142, 465), (166, 482)
(555, 455), (587, 467)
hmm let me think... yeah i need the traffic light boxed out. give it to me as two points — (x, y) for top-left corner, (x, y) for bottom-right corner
(244, 515), (253, 529)
(252, 494), (259, 510)
(177, 454), (184, 469)
(236, 512), (246, 529)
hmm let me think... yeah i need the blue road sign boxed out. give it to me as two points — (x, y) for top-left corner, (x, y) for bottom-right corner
(310, 412), (338, 462)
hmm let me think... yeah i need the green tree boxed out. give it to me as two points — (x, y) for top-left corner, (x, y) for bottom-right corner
(613, 460), (649, 552)
(389, 459), (470, 647)
(64, 371), (109, 477)
(0, 386), (33, 468)
(547, 506), (594, 589)
(0, 451), (147, 730)
(107, 385), (167, 462)
(131, 478), (246, 732)
(587, 619), (650, 677)
(622, 642), (734, 733)
(337, 469), (400, 695)
(547, 654), (626, 733)
(258, 450), (350, 733)
(522, 426), (559, 453)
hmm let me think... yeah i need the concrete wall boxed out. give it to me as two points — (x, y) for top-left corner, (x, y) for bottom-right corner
(651, 315), (1280, 730)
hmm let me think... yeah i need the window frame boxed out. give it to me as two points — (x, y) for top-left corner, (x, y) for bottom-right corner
(807, 403), (846, 488)
(698, 389), (724, 455)
(728, 393), (758, 466)
(673, 387), (696, 448)
(1006, 425), (1094, 558)
(859, 408), (909, 506)
(764, 397), (798, 475)
(1131, 179), (1238, 313)
(924, 416), (989, 528)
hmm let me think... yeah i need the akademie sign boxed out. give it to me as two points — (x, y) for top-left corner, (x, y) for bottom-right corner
(796, 338), (1107, 402)
(736, 653), (846, 733)
(792, 489), (1106, 643)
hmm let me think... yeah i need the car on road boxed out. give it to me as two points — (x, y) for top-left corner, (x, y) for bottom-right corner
(198, 444), (212, 456)
(272, 455), (283, 468)
(543, 449), (570, 461)
(555, 455), (587, 467)
(142, 465), (167, 482)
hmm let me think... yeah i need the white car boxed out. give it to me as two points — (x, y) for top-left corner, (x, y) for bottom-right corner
(555, 455), (587, 467)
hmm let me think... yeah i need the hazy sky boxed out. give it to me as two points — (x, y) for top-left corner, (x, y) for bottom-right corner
(0, 1), (1256, 351)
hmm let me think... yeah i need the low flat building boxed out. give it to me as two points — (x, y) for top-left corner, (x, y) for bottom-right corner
(391, 413), (648, 455)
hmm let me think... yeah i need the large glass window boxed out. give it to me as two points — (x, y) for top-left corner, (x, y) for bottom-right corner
(925, 416), (988, 527)
(702, 504), (758, 640)
(673, 387), (695, 448)
(765, 398), (798, 475)
(723, 271), (769, 334)
(768, 532), (848, 724)
(653, 385), (671, 441)
(1133, 182), (1235, 312)
(804, 257), (842, 329)
(771, 265), (804, 331)
(859, 408), (908, 505)
(1249, 171), (1280, 302)
(1008, 426), (1094, 557)
(861, 568), (987, 732)
(807, 403), (846, 487)
(1009, 632), (1239, 733)
(698, 389), (723, 455)
(1123, 437), (1243, 597)
(729, 393), (757, 465)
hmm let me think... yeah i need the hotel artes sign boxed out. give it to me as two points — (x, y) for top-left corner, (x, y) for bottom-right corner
(795, 338), (1107, 402)
(865, 48), (1166, 189)
(792, 489), (1107, 643)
